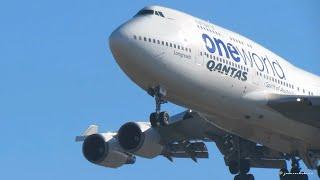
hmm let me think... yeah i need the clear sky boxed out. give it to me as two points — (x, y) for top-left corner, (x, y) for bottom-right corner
(1, 0), (319, 180)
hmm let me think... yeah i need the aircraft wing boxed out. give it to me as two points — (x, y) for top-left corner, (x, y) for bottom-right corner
(158, 110), (288, 168)
(154, 110), (227, 161)
(76, 110), (288, 169)
(266, 94), (320, 128)
(156, 110), (226, 143)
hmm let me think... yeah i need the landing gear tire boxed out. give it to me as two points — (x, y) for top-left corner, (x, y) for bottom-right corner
(150, 112), (159, 127)
(279, 168), (288, 180)
(239, 159), (250, 174)
(232, 159), (253, 180)
(247, 174), (254, 180)
(159, 111), (169, 126)
(234, 173), (254, 180)
(317, 165), (320, 178)
(229, 160), (239, 174)
(300, 172), (308, 180)
(234, 174), (242, 180)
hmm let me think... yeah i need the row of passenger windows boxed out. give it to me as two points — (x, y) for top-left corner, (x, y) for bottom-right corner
(256, 71), (294, 89)
(197, 23), (253, 49)
(200, 51), (249, 72)
(197, 24), (222, 37)
(229, 37), (253, 48)
(133, 35), (192, 53)
(256, 71), (314, 95)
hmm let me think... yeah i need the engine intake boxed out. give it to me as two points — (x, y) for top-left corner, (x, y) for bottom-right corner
(82, 133), (135, 168)
(117, 122), (163, 158)
(118, 122), (144, 151)
(83, 134), (108, 163)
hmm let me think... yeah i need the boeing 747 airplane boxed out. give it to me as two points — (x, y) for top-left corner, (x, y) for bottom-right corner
(76, 6), (320, 180)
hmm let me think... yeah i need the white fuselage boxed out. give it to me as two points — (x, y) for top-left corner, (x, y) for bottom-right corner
(109, 6), (320, 158)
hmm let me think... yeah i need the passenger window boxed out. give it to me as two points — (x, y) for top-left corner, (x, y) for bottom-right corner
(144, 37), (147, 41)
(157, 40), (160, 44)
(153, 39), (156, 43)
(166, 42), (168, 46)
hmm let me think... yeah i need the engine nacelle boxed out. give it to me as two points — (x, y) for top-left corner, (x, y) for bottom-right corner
(117, 122), (163, 158)
(82, 133), (135, 168)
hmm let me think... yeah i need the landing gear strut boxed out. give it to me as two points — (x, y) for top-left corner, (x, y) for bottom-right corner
(148, 86), (169, 127)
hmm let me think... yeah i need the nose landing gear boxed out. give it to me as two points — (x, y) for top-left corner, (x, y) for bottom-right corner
(148, 86), (169, 127)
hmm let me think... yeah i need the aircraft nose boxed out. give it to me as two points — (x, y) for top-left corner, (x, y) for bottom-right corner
(109, 22), (137, 66)
(109, 27), (126, 57)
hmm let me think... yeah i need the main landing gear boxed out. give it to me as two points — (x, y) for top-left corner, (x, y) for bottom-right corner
(225, 137), (255, 180)
(148, 86), (169, 127)
(279, 157), (308, 180)
(229, 159), (254, 180)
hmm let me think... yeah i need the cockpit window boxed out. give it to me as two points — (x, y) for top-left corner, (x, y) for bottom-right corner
(158, 11), (165, 17)
(135, 9), (154, 16)
(135, 9), (165, 18)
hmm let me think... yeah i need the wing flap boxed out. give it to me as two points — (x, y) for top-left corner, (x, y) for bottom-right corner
(162, 141), (209, 162)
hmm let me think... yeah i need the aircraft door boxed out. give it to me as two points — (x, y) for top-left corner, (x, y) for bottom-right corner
(195, 49), (204, 66)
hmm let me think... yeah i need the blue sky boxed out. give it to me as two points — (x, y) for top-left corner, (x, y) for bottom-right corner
(1, 0), (319, 180)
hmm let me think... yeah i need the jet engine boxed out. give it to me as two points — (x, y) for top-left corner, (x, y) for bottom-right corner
(82, 133), (135, 168)
(117, 122), (163, 158)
